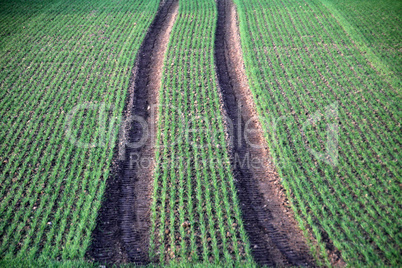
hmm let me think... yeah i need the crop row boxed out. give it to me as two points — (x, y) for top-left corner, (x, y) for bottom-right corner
(233, 0), (401, 265)
(149, 0), (253, 265)
(319, 0), (402, 88)
(0, 0), (160, 262)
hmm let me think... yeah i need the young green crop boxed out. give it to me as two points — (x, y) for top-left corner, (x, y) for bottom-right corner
(0, 0), (161, 262)
(149, 0), (253, 265)
(319, 0), (402, 90)
(233, 0), (401, 265)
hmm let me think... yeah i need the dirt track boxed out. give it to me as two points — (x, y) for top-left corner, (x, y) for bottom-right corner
(88, 0), (178, 265)
(214, 0), (315, 266)
(90, 0), (315, 265)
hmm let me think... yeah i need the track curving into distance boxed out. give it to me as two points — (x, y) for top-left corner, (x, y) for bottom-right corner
(214, 0), (315, 266)
(89, 0), (178, 265)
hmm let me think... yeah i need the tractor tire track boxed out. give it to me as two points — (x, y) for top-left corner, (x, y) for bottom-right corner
(89, 0), (178, 265)
(214, 0), (315, 266)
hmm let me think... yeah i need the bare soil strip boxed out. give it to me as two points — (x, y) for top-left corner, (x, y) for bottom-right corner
(214, 0), (315, 266)
(89, 0), (178, 265)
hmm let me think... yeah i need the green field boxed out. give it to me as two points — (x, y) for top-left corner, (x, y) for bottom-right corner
(149, 0), (252, 265)
(0, 0), (160, 263)
(0, 0), (401, 266)
(320, 0), (402, 89)
(235, 0), (401, 265)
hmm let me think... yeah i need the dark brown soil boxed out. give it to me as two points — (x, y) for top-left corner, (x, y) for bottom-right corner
(88, 0), (178, 265)
(214, 0), (316, 266)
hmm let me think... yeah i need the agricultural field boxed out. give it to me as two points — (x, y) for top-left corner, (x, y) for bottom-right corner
(0, 0), (401, 267)
(319, 0), (402, 88)
(0, 0), (160, 264)
(149, 0), (253, 264)
(234, 0), (401, 265)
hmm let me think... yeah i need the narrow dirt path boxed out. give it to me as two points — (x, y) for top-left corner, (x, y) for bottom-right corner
(89, 0), (178, 265)
(214, 0), (315, 266)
